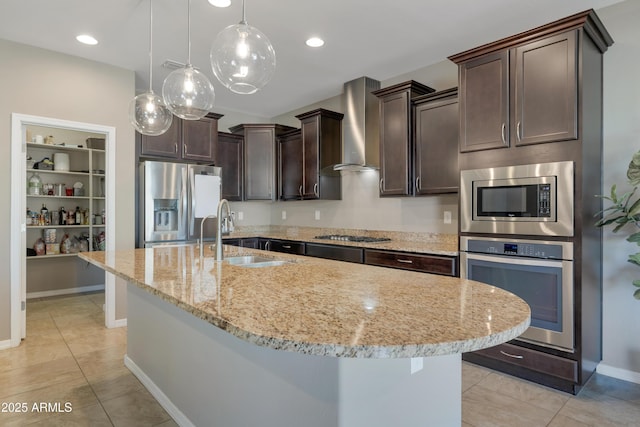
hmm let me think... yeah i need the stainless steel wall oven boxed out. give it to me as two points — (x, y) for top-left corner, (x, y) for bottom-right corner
(460, 236), (574, 352)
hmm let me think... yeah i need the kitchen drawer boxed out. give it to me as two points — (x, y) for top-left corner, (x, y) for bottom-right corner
(260, 239), (305, 255)
(471, 342), (578, 382)
(305, 243), (363, 263)
(364, 249), (457, 276)
(240, 238), (260, 249)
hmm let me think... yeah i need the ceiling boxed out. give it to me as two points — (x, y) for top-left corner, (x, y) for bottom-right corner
(0, 0), (623, 118)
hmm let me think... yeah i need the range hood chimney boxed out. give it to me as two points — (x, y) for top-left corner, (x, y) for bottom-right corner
(333, 77), (381, 171)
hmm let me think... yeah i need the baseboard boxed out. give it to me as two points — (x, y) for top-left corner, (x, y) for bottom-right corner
(597, 363), (640, 385)
(0, 339), (13, 351)
(26, 284), (105, 299)
(124, 355), (194, 427)
(110, 318), (127, 328)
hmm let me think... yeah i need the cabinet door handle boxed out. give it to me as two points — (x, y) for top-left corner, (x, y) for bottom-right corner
(415, 176), (421, 191)
(379, 178), (384, 193)
(501, 123), (506, 145)
(299, 185), (303, 197)
(174, 143), (178, 153)
(183, 144), (187, 156)
(265, 241), (271, 251)
(516, 122), (522, 142)
(500, 350), (524, 359)
(397, 259), (413, 264)
(313, 183), (319, 197)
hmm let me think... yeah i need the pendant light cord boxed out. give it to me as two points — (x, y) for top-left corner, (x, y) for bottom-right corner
(148, 0), (153, 92)
(240, 0), (246, 24)
(187, 0), (192, 65)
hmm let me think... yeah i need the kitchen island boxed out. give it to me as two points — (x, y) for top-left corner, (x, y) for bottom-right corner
(80, 244), (529, 427)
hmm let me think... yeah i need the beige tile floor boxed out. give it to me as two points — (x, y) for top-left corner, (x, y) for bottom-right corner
(1, 292), (639, 426)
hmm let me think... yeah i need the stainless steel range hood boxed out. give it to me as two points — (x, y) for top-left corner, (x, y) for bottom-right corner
(333, 77), (381, 172)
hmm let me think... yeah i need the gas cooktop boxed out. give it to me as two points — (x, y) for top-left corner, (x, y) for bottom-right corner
(314, 235), (391, 243)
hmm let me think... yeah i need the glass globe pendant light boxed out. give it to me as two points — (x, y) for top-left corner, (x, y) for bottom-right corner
(210, 0), (276, 94)
(129, 0), (173, 136)
(162, 0), (215, 120)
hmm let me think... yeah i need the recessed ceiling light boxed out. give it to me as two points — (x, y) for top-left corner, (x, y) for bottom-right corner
(208, 0), (231, 7)
(76, 34), (98, 45)
(306, 37), (325, 48)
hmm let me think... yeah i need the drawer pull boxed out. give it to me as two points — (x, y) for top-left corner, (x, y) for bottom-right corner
(282, 245), (291, 249)
(500, 350), (524, 359)
(397, 259), (413, 264)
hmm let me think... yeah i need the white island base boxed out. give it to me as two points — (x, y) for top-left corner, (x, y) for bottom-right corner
(126, 284), (462, 427)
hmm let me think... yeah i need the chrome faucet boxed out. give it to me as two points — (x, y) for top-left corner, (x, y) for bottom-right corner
(199, 214), (217, 258)
(215, 199), (233, 261)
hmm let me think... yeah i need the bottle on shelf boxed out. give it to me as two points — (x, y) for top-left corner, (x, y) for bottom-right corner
(28, 172), (42, 196)
(75, 206), (82, 225)
(67, 209), (75, 225)
(40, 204), (49, 226)
(59, 206), (66, 226)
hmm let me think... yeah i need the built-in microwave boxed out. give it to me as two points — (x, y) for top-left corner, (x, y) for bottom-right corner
(460, 161), (574, 236)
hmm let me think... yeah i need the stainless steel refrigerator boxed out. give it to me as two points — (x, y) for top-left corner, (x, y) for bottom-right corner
(139, 161), (222, 247)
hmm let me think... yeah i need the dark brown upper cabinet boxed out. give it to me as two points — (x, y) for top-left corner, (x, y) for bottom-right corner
(138, 116), (182, 159)
(139, 113), (222, 164)
(181, 114), (220, 162)
(278, 129), (303, 200)
(294, 109), (343, 200)
(230, 123), (296, 201)
(451, 10), (612, 155)
(458, 51), (510, 152)
(373, 81), (435, 197)
(513, 31), (577, 146)
(217, 131), (243, 201)
(457, 31), (578, 153)
(413, 88), (459, 194)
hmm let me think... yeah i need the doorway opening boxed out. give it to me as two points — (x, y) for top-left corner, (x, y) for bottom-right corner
(10, 113), (117, 347)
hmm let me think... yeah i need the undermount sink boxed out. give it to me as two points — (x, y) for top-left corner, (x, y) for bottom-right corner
(224, 255), (287, 268)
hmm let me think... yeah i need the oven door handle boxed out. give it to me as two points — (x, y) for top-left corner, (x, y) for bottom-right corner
(461, 252), (567, 268)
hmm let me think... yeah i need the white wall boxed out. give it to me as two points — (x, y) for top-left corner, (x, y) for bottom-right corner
(598, 0), (640, 380)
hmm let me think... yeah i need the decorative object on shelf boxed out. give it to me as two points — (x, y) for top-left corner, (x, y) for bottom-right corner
(596, 149), (640, 300)
(33, 157), (54, 170)
(129, 0), (173, 136)
(53, 152), (70, 171)
(162, 0), (215, 120)
(210, 0), (276, 94)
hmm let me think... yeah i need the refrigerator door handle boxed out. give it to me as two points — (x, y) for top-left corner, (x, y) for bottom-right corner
(189, 166), (196, 237)
(180, 166), (188, 240)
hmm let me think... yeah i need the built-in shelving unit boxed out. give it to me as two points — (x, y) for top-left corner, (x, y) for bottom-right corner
(24, 125), (108, 296)
(26, 141), (107, 259)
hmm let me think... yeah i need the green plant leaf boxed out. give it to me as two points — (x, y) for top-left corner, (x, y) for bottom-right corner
(628, 152), (640, 186)
(596, 216), (624, 228)
(634, 288), (640, 300)
(627, 232), (640, 243)
(610, 184), (618, 203)
(633, 279), (640, 288)
(628, 253), (640, 266)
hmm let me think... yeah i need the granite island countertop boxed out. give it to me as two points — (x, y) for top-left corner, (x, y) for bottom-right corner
(80, 244), (529, 358)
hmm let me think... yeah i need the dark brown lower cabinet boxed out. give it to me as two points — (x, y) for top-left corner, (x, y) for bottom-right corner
(364, 249), (457, 276)
(305, 243), (363, 263)
(259, 239), (305, 255)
